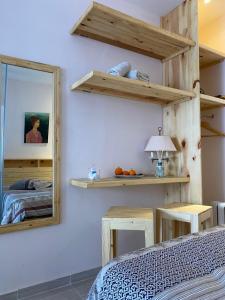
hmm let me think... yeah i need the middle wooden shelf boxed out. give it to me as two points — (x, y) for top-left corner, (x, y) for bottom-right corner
(71, 71), (195, 105)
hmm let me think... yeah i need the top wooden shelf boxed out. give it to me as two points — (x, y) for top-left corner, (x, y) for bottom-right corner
(200, 44), (225, 69)
(71, 2), (195, 60)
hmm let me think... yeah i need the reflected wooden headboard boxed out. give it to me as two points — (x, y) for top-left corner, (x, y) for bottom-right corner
(3, 159), (53, 186)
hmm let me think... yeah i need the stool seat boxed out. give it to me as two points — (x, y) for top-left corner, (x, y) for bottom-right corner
(102, 206), (154, 266)
(104, 206), (153, 219)
(158, 203), (212, 219)
(156, 203), (213, 242)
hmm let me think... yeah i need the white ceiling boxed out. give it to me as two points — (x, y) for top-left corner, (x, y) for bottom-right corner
(199, 0), (225, 29)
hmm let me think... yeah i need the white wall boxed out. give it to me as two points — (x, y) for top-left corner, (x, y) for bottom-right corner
(0, 0), (181, 294)
(200, 14), (225, 206)
(200, 63), (225, 205)
(4, 76), (53, 159)
(200, 15), (225, 53)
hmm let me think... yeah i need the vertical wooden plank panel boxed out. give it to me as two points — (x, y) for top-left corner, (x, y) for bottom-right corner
(161, 0), (202, 204)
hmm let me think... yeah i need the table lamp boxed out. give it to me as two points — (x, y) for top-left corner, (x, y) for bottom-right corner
(144, 127), (177, 177)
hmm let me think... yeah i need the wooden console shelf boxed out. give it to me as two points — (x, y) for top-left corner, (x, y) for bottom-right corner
(71, 2), (195, 60)
(200, 45), (225, 69)
(201, 94), (225, 110)
(71, 71), (195, 104)
(70, 176), (190, 189)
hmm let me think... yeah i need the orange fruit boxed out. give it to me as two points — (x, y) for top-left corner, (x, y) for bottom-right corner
(129, 169), (136, 176)
(115, 167), (123, 175)
(123, 170), (129, 176)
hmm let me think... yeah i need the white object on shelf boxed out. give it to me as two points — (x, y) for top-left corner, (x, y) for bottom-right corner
(88, 167), (98, 180)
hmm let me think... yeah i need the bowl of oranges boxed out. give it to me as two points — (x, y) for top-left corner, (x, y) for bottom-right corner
(114, 167), (144, 178)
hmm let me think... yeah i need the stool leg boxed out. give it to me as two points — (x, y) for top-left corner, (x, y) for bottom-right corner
(190, 215), (200, 233)
(156, 209), (160, 243)
(144, 221), (154, 247)
(102, 220), (111, 266)
(202, 221), (206, 230)
(159, 215), (163, 242)
(111, 230), (117, 258)
(168, 220), (174, 240)
(172, 221), (180, 239)
(205, 214), (213, 229)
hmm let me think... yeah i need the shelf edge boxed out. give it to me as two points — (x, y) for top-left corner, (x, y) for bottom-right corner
(71, 71), (195, 99)
(70, 2), (195, 53)
(70, 176), (190, 189)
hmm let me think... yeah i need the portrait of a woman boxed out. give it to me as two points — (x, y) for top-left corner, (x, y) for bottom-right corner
(24, 112), (49, 144)
(25, 116), (43, 143)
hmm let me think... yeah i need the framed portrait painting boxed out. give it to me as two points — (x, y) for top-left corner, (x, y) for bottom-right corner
(24, 112), (49, 144)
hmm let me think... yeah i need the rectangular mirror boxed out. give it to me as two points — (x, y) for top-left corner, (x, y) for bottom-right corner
(0, 55), (60, 234)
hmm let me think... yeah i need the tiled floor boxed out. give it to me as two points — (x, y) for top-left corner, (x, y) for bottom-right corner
(22, 277), (94, 300)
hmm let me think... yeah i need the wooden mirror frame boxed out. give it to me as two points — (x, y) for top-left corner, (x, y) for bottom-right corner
(0, 55), (60, 234)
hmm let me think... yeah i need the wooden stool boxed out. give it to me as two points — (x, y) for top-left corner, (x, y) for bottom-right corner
(102, 206), (154, 266)
(156, 203), (213, 242)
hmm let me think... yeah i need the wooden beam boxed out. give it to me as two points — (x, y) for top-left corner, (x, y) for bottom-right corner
(161, 0), (202, 205)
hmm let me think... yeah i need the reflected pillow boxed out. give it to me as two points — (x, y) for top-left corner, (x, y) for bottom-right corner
(28, 179), (52, 190)
(9, 179), (30, 190)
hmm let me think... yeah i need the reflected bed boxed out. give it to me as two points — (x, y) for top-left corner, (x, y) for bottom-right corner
(1, 187), (52, 225)
(1, 159), (53, 225)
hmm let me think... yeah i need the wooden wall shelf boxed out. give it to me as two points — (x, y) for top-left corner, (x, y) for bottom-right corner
(200, 45), (225, 69)
(71, 2), (195, 60)
(200, 94), (225, 111)
(70, 176), (190, 189)
(71, 71), (195, 104)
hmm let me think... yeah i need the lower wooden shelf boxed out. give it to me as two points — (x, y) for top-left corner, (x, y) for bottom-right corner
(201, 94), (225, 110)
(70, 176), (190, 188)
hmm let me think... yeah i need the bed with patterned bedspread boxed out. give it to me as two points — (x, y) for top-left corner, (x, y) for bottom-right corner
(1, 189), (52, 225)
(88, 226), (225, 300)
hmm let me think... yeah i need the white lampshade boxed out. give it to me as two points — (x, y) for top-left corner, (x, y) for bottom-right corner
(144, 135), (177, 152)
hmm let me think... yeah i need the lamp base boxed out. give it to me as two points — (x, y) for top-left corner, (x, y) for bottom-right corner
(155, 160), (164, 177)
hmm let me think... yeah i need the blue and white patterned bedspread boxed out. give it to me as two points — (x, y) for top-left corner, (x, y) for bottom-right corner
(88, 226), (225, 300)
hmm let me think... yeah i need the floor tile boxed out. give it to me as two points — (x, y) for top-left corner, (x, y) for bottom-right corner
(6, 277), (95, 300)
(21, 285), (81, 300)
(71, 267), (99, 284)
(0, 292), (17, 300)
(18, 277), (70, 299)
(72, 278), (95, 298)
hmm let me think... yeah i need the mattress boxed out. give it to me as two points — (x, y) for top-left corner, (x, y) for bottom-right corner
(1, 189), (52, 225)
(88, 226), (225, 300)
